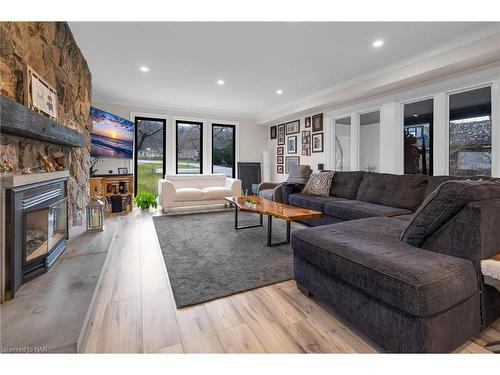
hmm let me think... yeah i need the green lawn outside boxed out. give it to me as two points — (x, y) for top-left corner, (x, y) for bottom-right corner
(137, 162), (162, 195)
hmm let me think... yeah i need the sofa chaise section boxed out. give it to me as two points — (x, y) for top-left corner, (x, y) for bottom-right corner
(292, 216), (481, 353)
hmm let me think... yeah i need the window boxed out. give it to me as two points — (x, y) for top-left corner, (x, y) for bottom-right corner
(134, 117), (166, 194)
(212, 124), (236, 178)
(335, 117), (351, 171)
(176, 120), (203, 174)
(359, 110), (380, 172)
(403, 99), (433, 175)
(449, 86), (491, 177)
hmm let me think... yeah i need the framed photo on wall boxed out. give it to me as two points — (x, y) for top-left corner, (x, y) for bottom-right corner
(285, 156), (300, 174)
(277, 146), (284, 155)
(312, 113), (323, 132)
(277, 155), (284, 164)
(301, 130), (311, 156)
(287, 136), (297, 154)
(286, 120), (300, 135)
(270, 125), (277, 139)
(312, 132), (324, 153)
(277, 124), (285, 145)
(24, 64), (58, 120)
(277, 165), (284, 174)
(305, 116), (311, 128)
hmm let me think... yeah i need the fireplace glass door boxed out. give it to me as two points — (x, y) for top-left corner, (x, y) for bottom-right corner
(25, 208), (49, 262)
(48, 198), (68, 252)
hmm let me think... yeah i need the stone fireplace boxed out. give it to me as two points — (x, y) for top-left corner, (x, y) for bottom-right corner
(0, 22), (92, 302)
(4, 173), (69, 298)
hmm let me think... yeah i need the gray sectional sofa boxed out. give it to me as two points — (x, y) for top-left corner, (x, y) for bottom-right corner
(288, 171), (500, 353)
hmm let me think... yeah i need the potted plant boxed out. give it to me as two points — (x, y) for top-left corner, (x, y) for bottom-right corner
(1, 159), (14, 175)
(134, 191), (158, 210)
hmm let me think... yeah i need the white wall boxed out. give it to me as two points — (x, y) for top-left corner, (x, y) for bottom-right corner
(92, 101), (267, 177)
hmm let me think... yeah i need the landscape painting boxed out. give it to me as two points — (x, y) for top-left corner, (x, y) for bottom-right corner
(90, 107), (134, 158)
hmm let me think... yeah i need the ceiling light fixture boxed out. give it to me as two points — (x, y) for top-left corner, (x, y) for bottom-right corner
(140, 66), (149, 72)
(413, 114), (419, 117)
(372, 39), (384, 48)
(276, 89), (283, 95)
(217, 79), (225, 86)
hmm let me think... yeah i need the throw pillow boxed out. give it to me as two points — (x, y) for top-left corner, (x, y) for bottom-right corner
(301, 171), (334, 196)
(400, 180), (500, 247)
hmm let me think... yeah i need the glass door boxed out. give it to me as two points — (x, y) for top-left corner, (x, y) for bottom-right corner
(334, 117), (351, 171)
(134, 117), (167, 195)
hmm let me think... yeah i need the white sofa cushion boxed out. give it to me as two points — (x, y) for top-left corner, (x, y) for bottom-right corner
(175, 188), (206, 201)
(202, 186), (233, 200)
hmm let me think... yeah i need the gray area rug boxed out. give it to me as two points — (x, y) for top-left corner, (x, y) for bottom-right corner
(153, 210), (293, 308)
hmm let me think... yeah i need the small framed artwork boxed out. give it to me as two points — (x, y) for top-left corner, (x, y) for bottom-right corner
(312, 132), (324, 153)
(312, 113), (323, 132)
(270, 125), (277, 139)
(285, 156), (300, 174)
(277, 146), (284, 155)
(305, 116), (311, 128)
(24, 64), (58, 120)
(301, 130), (311, 156)
(287, 136), (297, 154)
(277, 155), (284, 164)
(277, 165), (284, 174)
(117, 167), (129, 174)
(277, 124), (285, 145)
(286, 120), (300, 135)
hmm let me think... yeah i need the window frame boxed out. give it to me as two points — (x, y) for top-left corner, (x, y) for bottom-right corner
(175, 119), (204, 175)
(133, 116), (167, 196)
(446, 84), (493, 177)
(211, 123), (236, 178)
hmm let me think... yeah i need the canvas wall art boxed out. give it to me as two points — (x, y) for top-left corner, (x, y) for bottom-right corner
(90, 107), (134, 159)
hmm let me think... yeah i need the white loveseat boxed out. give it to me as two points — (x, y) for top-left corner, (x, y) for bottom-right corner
(158, 174), (242, 211)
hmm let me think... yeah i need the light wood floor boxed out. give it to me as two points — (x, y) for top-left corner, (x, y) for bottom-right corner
(79, 209), (500, 354)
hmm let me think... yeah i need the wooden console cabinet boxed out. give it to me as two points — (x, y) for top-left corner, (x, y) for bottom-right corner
(89, 174), (134, 216)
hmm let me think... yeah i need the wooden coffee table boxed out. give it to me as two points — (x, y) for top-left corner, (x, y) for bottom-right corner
(225, 196), (322, 247)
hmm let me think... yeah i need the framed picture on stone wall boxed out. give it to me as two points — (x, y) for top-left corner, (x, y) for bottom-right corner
(277, 124), (285, 145)
(24, 64), (58, 121)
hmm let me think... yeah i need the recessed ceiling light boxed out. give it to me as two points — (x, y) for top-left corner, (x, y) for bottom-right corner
(372, 39), (384, 48)
(140, 66), (149, 72)
(413, 114), (419, 117)
(276, 89), (283, 95)
(217, 79), (225, 86)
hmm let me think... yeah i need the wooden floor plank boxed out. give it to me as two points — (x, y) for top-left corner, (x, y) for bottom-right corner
(156, 343), (185, 353)
(205, 298), (245, 332)
(285, 319), (339, 353)
(175, 304), (217, 342)
(230, 292), (304, 353)
(142, 290), (181, 353)
(217, 323), (266, 353)
(182, 332), (225, 353)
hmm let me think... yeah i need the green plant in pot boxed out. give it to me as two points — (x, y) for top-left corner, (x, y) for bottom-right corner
(134, 191), (158, 210)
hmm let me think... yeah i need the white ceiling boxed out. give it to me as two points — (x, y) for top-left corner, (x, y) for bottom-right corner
(69, 22), (499, 119)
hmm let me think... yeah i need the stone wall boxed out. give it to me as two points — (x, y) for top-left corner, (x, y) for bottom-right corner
(0, 22), (92, 226)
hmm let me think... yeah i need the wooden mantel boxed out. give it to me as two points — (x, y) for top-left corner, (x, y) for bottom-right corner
(0, 94), (85, 148)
